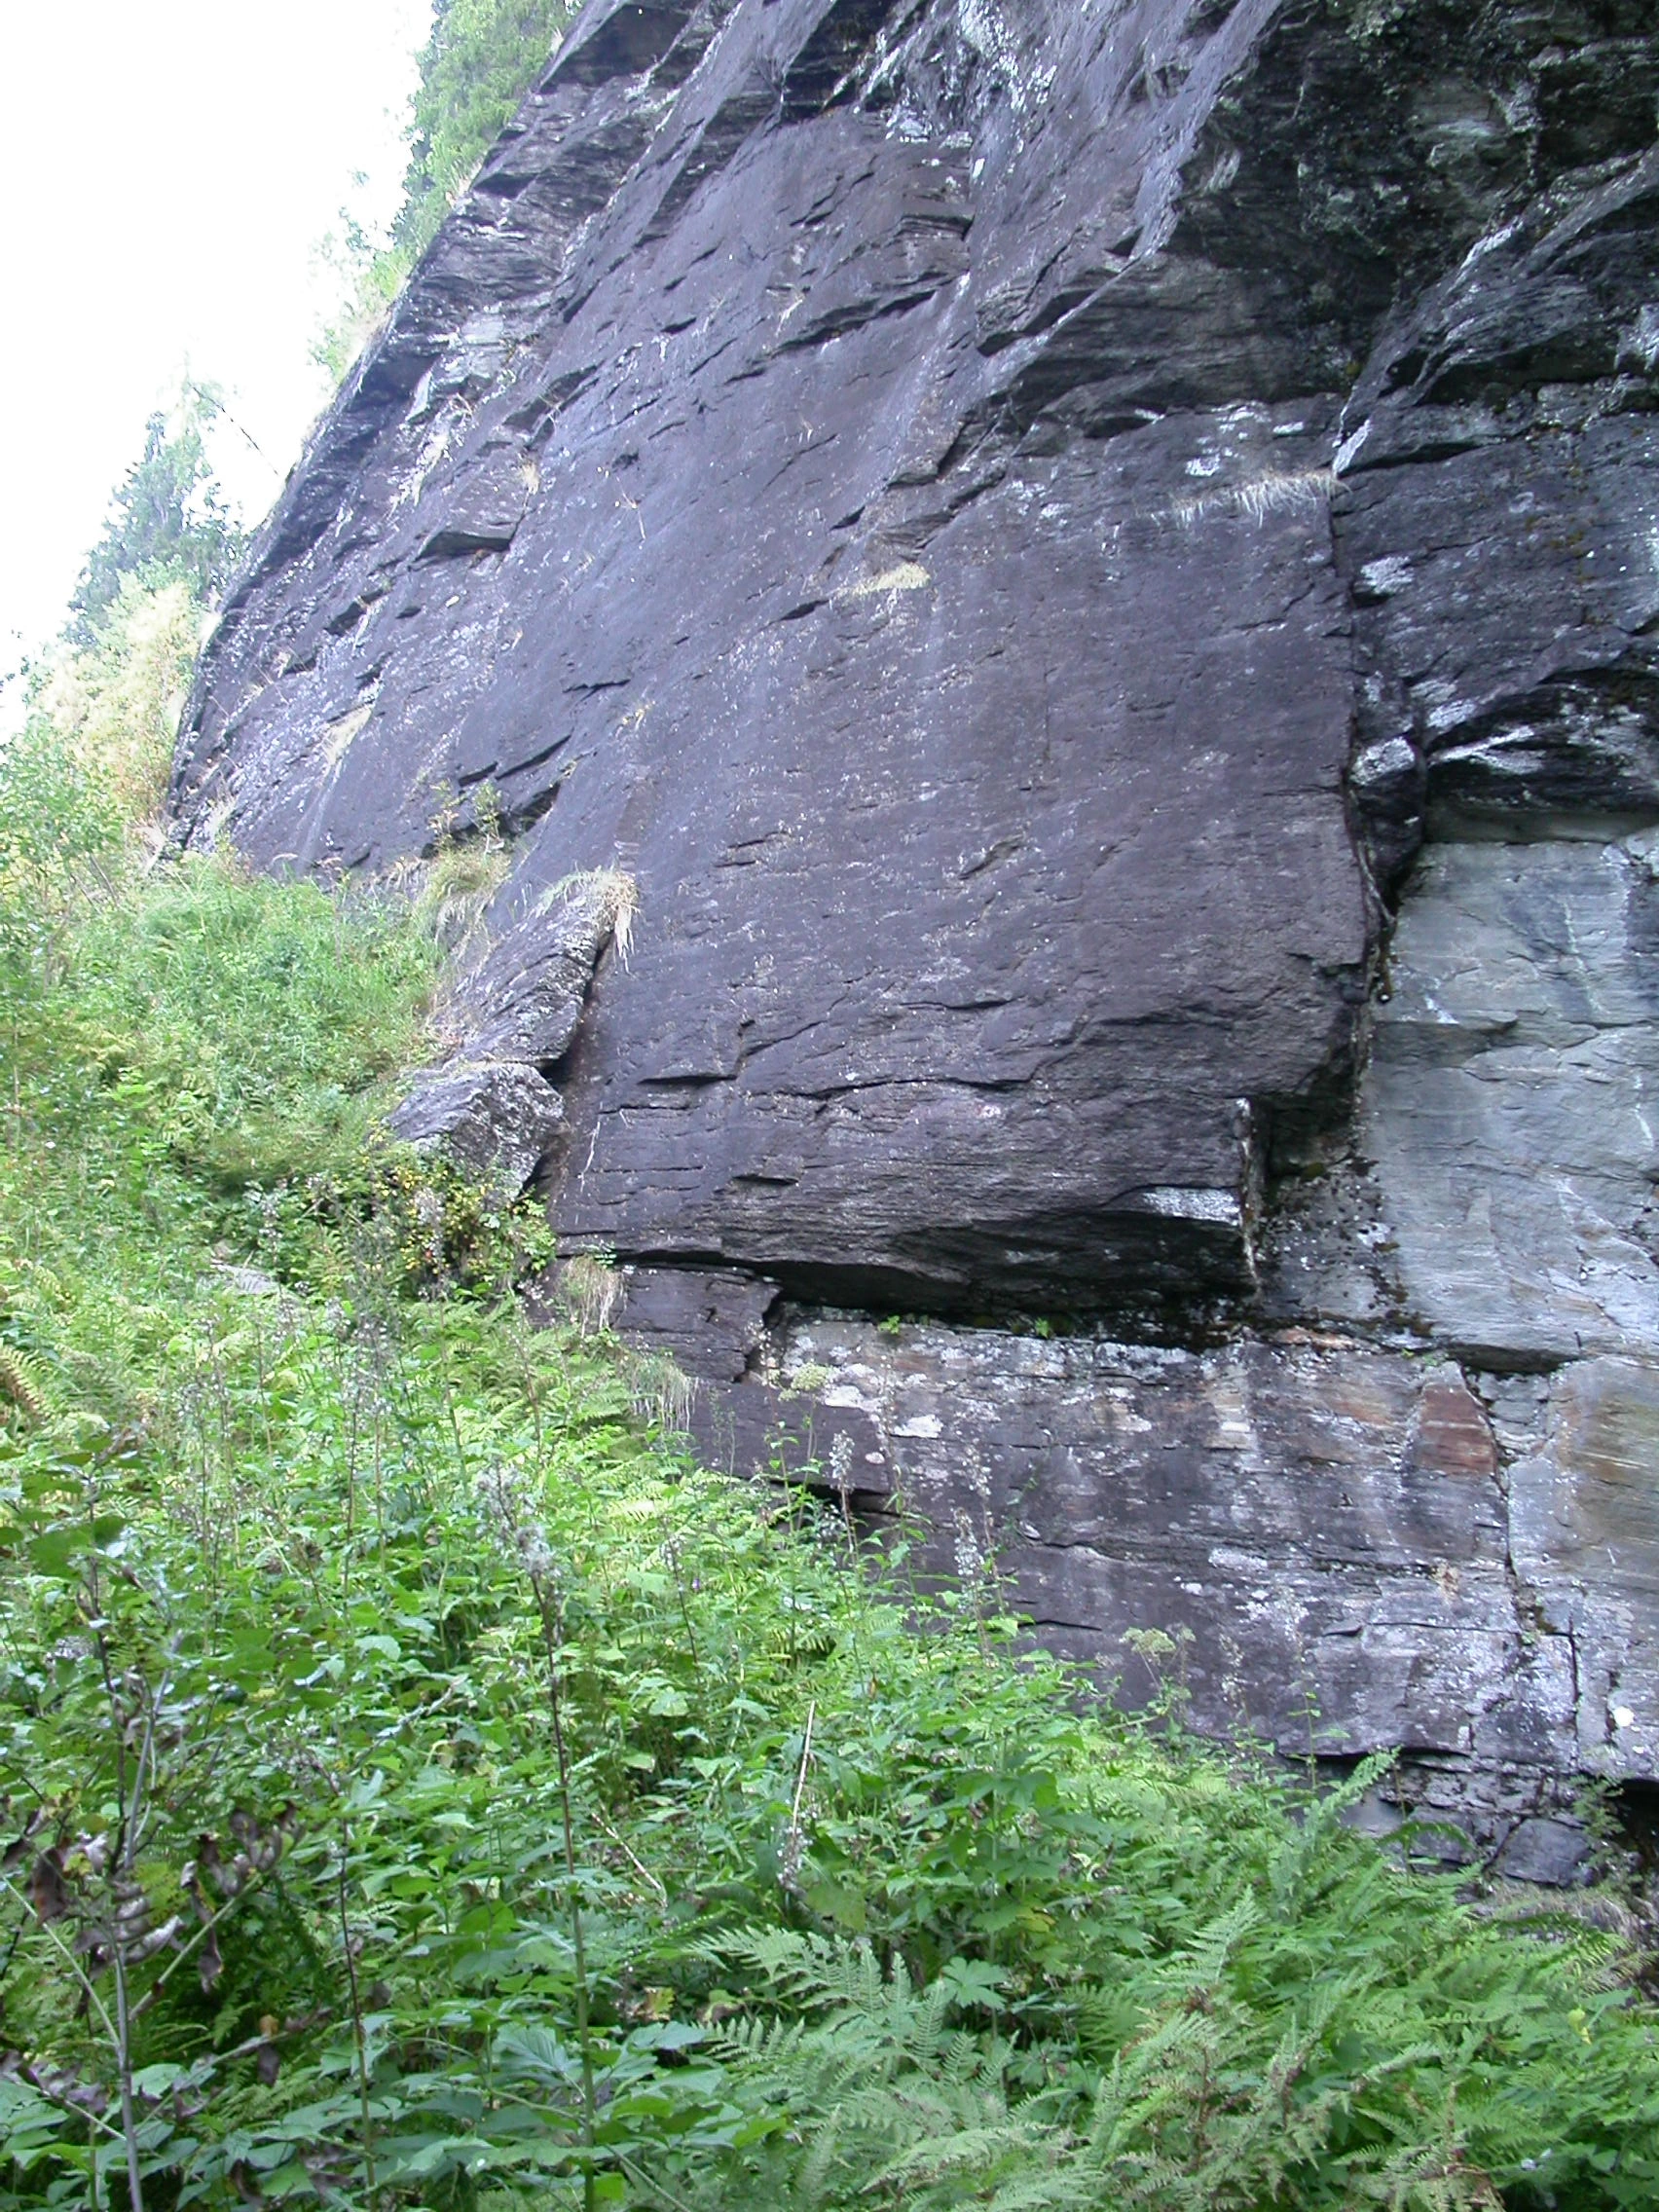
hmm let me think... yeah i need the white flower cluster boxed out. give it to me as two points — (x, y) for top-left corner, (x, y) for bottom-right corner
(952, 1513), (985, 1585)
(476, 1459), (555, 1583)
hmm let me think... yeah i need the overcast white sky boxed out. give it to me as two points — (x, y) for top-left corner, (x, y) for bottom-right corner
(0, 0), (434, 705)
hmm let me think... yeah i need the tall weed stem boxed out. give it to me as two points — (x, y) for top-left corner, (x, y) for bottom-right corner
(531, 1570), (598, 2212)
(337, 1840), (377, 2210)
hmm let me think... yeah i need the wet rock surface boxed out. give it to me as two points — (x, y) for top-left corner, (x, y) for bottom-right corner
(174, 0), (1659, 1859)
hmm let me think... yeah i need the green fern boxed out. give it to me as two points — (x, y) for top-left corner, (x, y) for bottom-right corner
(666, 1933), (1033, 2209)
(0, 1344), (44, 1421)
(662, 1848), (1658, 2212)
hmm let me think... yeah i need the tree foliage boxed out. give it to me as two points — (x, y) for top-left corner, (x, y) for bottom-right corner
(67, 390), (244, 647)
(397, 0), (577, 255)
(314, 0), (575, 381)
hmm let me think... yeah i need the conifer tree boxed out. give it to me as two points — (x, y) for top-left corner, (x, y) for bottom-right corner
(67, 387), (244, 645)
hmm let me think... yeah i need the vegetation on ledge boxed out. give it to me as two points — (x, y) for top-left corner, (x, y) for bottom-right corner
(315, 0), (576, 382)
(0, 577), (1656, 2212)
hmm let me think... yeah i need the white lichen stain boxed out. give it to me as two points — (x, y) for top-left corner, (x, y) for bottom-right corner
(821, 1382), (877, 1413)
(1333, 421), (1372, 476)
(1357, 554), (1415, 598)
(1617, 305), (1659, 373)
(957, 0), (1053, 125)
(842, 561), (932, 598)
(1140, 1186), (1241, 1227)
(321, 702), (373, 768)
(1425, 693), (1477, 735)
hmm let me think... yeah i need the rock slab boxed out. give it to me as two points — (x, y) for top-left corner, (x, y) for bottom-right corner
(173, 0), (1659, 1850)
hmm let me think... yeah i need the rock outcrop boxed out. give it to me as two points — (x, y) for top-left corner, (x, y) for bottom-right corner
(172, 0), (1659, 1869)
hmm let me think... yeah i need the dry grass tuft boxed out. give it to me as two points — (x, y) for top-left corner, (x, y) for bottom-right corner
(539, 867), (640, 967)
(1171, 467), (1334, 531)
(625, 1347), (695, 1437)
(556, 1253), (625, 1339)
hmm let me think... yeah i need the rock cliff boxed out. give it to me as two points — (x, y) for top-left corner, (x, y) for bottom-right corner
(172, 0), (1659, 1872)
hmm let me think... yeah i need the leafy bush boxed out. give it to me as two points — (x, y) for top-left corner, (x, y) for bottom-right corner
(69, 860), (437, 1189)
(2, 1241), (1657, 2210)
(35, 575), (201, 828)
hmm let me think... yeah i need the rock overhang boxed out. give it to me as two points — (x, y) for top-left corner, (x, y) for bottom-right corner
(176, 0), (1411, 1313)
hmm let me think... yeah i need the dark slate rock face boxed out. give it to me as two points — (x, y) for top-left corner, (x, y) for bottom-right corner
(174, 0), (1659, 1855)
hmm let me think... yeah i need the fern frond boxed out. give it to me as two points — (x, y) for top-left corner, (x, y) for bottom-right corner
(0, 1345), (44, 1419)
(867, 2118), (1049, 2195)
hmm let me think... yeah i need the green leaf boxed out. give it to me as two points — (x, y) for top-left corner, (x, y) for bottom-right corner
(26, 1526), (85, 1579)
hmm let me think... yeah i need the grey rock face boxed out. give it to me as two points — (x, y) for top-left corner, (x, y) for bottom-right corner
(389, 1060), (566, 1197)
(1365, 838), (1659, 1366)
(174, 0), (1659, 1853)
(761, 1318), (1562, 1763)
(391, 869), (636, 1189)
(1509, 1358), (1659, 1778)
(719, 1306), (1658, 1825)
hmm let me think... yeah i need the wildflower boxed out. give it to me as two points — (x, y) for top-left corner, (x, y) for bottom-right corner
(477, 1461), (556, 1588)
(778, 1823), (805, 1895)
(414, 1184), (444, 1267)
(953, 1514), (985, 1585)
